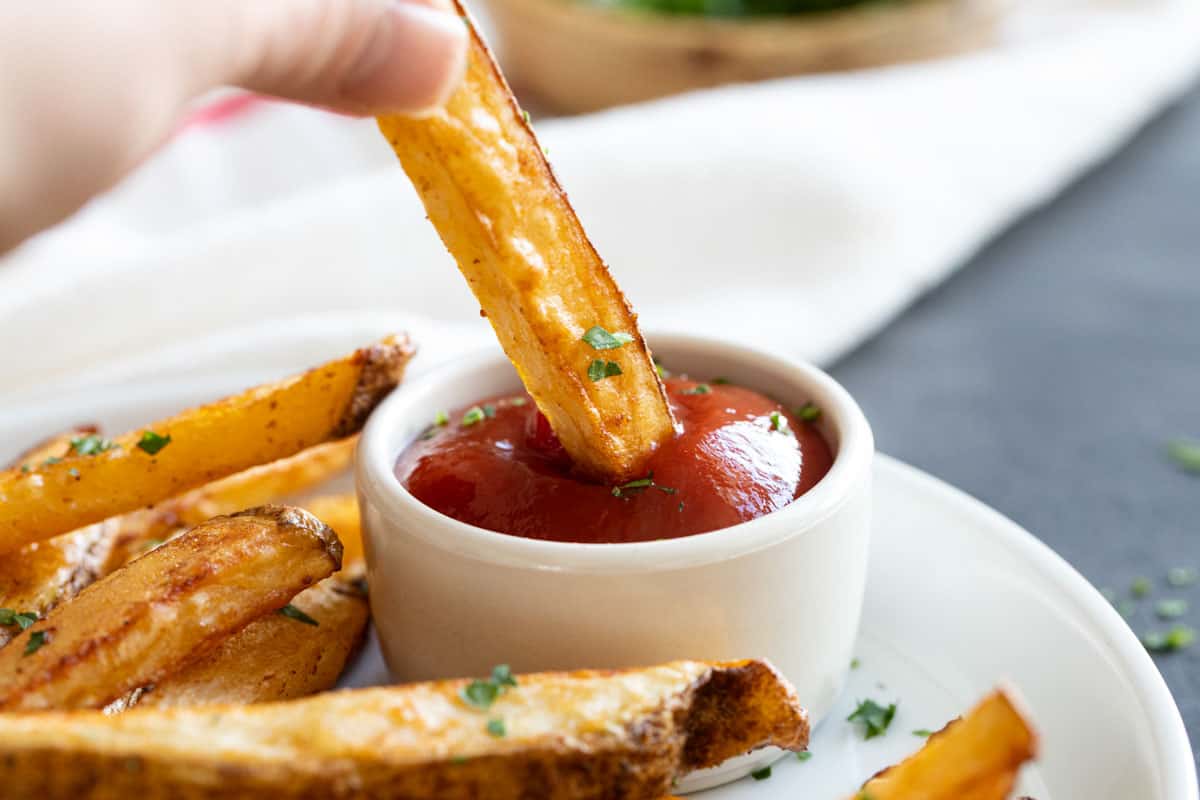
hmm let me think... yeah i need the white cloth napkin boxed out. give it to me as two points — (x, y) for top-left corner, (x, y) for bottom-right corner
(2, 0), (1198, 405)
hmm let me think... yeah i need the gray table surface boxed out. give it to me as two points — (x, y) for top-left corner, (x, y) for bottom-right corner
(831, 86), (1200, 765)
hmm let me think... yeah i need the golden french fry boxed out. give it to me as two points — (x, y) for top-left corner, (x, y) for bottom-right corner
(853, 689), (1037, 800)
(377, 10), (673, 482)
(0, 660), (806, 799)
(301, 493), (361, 564)
(115, 563), (369, 711)
(101, 439), (357, 571)
(0, 336), (412, 556)
(0, 506), (342, 711)
(0, 428), (119, 647)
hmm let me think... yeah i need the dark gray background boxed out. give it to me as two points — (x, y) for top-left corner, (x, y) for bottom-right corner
(831, 86), (1200, 766)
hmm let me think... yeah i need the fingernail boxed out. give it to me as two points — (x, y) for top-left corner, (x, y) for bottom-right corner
(343, 1), (468, 114)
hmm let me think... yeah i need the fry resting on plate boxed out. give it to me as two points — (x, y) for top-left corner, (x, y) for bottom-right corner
(377, 3), (673, 482)
(0, 506), (342, 711)
(0, 660), (805, 799)
(0, 335), (412, 556)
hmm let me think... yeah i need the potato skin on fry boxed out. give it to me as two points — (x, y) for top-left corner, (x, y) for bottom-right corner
(377, 10), (672, 482)
(117, 563), (369, 710)
(0, 506), (342, 711)
(0, 336), (412, 556)
(0, 660), (806, 799)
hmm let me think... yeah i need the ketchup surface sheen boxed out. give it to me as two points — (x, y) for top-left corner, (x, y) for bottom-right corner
(395, 378), (833, 544)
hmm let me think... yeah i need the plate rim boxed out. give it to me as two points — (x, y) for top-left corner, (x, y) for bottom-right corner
(872, 452), (1198, 799)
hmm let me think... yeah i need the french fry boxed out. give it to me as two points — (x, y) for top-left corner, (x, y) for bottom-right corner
(114, 563), (369, 711)
(378, 10), (673, 482)
(0, 336), (412, 556)
(302, 493), (362, 564)
(0, 506), (342, 711)
(852, 689), (1037, 800)
(0, 428), (119, 647)
(0, 659), (807, 799)
(102, 439), (357, 571)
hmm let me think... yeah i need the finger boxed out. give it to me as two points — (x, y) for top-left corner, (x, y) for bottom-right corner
(225, 0), (468, 115)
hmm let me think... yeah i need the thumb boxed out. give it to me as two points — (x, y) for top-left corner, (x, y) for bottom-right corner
(226, 0), (468, 114)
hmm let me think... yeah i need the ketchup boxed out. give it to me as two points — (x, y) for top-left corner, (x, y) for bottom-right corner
(395, 378), (833, 544)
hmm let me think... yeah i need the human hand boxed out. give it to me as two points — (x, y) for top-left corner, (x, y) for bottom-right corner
(0, 0), (468, 252)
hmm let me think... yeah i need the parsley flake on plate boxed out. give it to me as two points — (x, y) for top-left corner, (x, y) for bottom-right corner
(1167, 567), (1198, 587)
(137, 430), (171, 455)
(796, 751), (812, 762)
(750, 766), (771, 781)
(912, 728), (933, 738)
(847, 698), (896, 739)
(1131, 576), (1152, 598)
(277, 604), (319, 626)
(1156, 599), (1188, 620)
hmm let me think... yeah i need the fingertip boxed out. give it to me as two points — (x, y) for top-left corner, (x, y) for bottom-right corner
(341, 1), (468, 115)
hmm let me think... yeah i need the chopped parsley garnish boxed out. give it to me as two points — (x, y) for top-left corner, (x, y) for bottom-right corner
(1167, 438), (1200, 473)
(796, 402), (822, 422)
(750, 766), (772, 781)
(711, 377), (731, 385)
(1131, 576), (1152, 598)
(486, 718), (506, 737)
(587, 359), (623, 382)
(850, 658), (860, 669)
(460, 664), (518, 710)
(847, 698), (896, 739)
(683, 384), (711, 395)
(912, 728), (933, 738)
(611, 474), (677, 498)
(461, 406), (487, 426)
(434, 410), (450, 427)
(0, 609), (37, 630)
(678, 501), (685, 512)
(1117, 599), (1136, 619)
(69, 434), (116, 456)
(137, 430), (171, 455)
(1155, 599), (1188, 620)
(654, 359), (670, 379)
(522, 109), (531, 124)
(42, 456), (62, 466)
(482, 404), (497, 419)
(1142, 625), (1196, 653)
(581, 326), (633, 351)
(796, 751), (812, 762)
(612, 477), (653, 497)
(277, 604), (319, 626)
(19, 464), (29, 473)
(510, 397), (528, 407)
(768, 410), (790, 434)
(1167, 567), (1198, 587)
(24, 630), (50, 656)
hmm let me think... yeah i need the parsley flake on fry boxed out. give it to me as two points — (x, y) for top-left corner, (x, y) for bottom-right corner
(277, 604), (319, 626)
(69, 434), (116, 456)
(137, 431), (171, 455)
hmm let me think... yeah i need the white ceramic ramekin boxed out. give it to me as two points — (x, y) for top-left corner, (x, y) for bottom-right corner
(357, 333), (873, 789)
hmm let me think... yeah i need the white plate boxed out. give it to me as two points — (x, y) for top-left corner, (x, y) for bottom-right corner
(1, 378), (1195, 800)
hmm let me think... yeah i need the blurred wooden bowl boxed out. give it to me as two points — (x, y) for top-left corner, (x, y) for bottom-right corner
(484, 0), (1007, 114)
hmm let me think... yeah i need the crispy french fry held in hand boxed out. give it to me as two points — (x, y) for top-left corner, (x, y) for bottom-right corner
(0, 506), (342, 711)
(0, 660), (806, 799)
(378, 11), (673, 482)
(0, 337), (412, 556)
